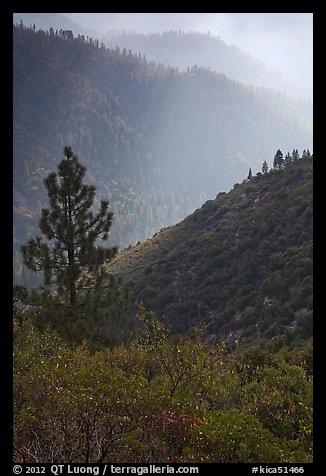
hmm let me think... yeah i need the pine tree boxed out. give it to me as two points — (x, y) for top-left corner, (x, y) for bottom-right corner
(302, 149), (311, 159)
(21, 147), (128, 345)
(247, 168), (252, 180)
(273, 149), (284, 169)
(292, 149), (300, 160)
(284, 152), (292, 165)
(262, 161), (269, 174)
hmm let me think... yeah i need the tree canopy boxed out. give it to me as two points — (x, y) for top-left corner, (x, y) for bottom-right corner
(21, 147), (129, 345)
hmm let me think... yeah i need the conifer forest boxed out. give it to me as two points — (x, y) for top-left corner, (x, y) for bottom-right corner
(12, 14), (313, 467)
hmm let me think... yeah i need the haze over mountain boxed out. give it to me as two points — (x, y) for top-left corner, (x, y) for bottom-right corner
(13, 12), (313, 99)
(13, 24), (312, 285)
(12, 14), (314, 465)
(66, 12), (313, 98)
(103, 30), (306, 98)
(13, 12), (100, 39)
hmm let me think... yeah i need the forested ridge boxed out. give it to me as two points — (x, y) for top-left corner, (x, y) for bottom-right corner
(107, 154), (313, 348)
(13, 151), (313, 464)
(104, 29), (313, 99)
(12, 22), (313, 464)
(13, 24), (312, 284)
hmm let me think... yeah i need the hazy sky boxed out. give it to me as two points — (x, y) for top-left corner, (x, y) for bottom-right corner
(63, 12), (313, 84)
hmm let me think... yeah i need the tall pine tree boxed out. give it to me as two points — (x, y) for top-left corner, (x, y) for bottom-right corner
(21, 147), (128, 345)
(284, 152), (292, 165)
(262, 160), (269, 174)
(273, 149), (284, 169)
(292, 149), (300, 160)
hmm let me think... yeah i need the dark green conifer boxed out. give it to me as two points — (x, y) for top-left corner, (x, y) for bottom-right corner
(273, 149), (284, 169)
(262, 161), (269, 174)
(21, 147), (128, 345)
(292, 149), (300, 160)
(284, 152), (292, 165)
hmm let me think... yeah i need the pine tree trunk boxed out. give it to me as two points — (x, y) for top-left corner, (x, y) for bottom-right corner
(67, 184), (76, 308)
(68, 247), (76, 308)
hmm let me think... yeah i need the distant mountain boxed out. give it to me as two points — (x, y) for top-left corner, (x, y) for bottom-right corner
(107, 156), (313, 348)
(13, 12), (101, 39)
(13, 25), (312, 285)
(104, 30), (312, 99)
(13, 14), (312, 99)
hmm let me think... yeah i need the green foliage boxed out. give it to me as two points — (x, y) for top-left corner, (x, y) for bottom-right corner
(262, 160), (269, 174)
(13, 25), (312, 285)
(13, 26), (313, 463)
(21, 147), (115, 302)
(274, 149), (285, 169)
(20, 148), (129, 346)
(14, 314), (312, 463)
(108, 156), (313, 346)
(241, 365), (312, 440)
(13, 284), (29, 325)
(195, 410), (284, 462)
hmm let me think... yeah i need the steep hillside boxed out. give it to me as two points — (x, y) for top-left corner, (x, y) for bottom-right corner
(13, 25), (312, 283)
(107, 156), (313, 347)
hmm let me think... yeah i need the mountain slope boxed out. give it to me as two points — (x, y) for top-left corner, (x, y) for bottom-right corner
(13, 15), (312, 99)
(13, 12), (100, 39)
(107, 156), (313, 347)
(13, 25), (312, 284)
(105, 29), (311, 99)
